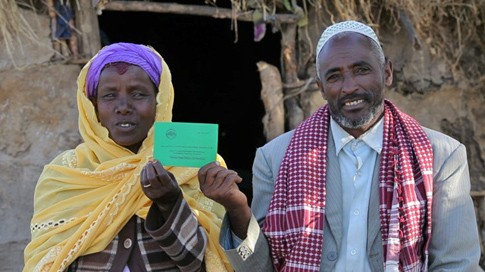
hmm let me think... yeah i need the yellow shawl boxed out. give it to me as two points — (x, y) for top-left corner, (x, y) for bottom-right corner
(23, 47), (232, 272)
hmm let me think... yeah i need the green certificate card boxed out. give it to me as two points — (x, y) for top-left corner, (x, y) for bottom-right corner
(154, 122), (218, 167)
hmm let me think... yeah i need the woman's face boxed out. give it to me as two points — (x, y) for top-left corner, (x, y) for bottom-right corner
(94, 64), (157, 153)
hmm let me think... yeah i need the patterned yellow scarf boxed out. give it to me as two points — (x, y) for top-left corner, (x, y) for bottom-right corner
(23, 47), (232, 272)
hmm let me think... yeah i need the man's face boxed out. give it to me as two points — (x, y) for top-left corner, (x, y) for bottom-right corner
(317, 33), (392, 137)
(94, 65), (157, 153)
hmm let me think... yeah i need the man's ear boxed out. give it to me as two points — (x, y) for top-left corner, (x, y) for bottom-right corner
(316, 79), (327, 100)
(384, 58), (393, 86)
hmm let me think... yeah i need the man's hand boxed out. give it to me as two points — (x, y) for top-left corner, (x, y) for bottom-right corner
(198, 161), (251, 239)
(140, 160), (181, 217)
(198, 162), (246, 210)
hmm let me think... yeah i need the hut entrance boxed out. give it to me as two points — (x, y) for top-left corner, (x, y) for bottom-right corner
(98, 10), (282, 201)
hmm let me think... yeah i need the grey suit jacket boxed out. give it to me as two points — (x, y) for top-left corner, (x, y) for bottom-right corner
(221, 127), (483, 272)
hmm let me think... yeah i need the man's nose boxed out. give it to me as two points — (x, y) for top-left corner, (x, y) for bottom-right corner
(341, 73), (358, 94)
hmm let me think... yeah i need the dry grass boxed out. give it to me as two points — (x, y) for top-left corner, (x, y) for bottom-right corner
(223, 0), (484, 83)
(3, 0), (483, 80)
(0, 0), (41, 69)
(380, 0), (483, 80)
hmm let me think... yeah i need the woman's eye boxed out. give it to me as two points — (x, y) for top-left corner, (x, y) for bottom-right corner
(132, 91), (147, 98)
(101, 93), (115, 99)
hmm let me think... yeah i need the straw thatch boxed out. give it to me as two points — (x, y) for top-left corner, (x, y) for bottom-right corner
(0, 0), (41, 68)
(3, 0), (484, 82)
(231, 0), (484, 83)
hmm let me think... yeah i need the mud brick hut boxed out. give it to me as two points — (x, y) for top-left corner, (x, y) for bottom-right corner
(1, 0), (484, 270)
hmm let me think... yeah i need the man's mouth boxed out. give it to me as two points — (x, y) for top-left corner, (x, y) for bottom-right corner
(344, 99), (364, 107)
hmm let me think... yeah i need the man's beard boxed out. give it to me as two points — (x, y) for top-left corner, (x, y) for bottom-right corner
(329, 95), (384, 129)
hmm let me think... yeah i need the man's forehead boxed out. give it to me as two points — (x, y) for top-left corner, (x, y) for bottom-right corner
(316, 21), (380, 64)
(319, 33), (374, 61)
(317, 34), (382, 77)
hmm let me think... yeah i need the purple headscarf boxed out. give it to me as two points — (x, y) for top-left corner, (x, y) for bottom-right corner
(85, 42), (162, 98)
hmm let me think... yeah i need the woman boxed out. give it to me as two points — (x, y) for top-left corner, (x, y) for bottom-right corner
(23, 42), (232, 272)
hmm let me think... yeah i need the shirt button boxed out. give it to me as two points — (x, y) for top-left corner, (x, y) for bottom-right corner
(352, 140), (361, 150)
(353, 210), (360, 215)
(327, 251), (337, 261)
(350, 249), (357, 255)
(123, 238), (132, 249)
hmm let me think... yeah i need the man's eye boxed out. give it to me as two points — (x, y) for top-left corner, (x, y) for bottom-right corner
(355, 67), (370, 74)
(326, 74), (340, 82)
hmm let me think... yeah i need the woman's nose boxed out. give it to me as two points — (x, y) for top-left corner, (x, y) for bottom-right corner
(115, 97), (132, 114)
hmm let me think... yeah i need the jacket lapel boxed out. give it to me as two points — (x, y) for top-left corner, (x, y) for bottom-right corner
(367, 154), (382, 250)
(324, 132), (343, 249)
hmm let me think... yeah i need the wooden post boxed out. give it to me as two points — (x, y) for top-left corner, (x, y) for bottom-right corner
(102, 1), (299, 24)
(471, 190), (485, 257)
(74, 0), (101, 60)
(257, 61), (285, 141)
(280, 23), (304, 130)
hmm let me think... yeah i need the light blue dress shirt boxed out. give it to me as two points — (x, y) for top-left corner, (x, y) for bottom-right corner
(330, 117), (383, 272)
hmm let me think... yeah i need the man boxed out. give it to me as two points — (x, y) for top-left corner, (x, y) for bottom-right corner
(198, 21), (482, 271)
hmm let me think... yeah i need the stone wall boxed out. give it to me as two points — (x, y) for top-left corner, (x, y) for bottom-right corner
(0, 8), (82, 270)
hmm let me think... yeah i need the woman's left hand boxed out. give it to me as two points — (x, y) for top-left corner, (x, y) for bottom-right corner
(140, 160), (181, 213)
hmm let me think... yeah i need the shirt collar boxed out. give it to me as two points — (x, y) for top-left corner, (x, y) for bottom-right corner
(330, 116), (384, 156)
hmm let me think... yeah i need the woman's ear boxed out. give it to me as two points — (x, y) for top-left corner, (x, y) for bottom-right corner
(89, 97), (97, 108)
(89, 97), (99, 118)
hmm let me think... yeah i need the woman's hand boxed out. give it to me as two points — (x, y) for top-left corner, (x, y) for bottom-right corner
(140, 160), (181, 215)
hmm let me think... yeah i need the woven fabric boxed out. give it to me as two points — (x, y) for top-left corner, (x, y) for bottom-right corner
(262, 100), (433, 272)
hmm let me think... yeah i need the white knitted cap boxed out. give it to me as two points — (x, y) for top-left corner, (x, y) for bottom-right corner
(315, 20), (380, 65)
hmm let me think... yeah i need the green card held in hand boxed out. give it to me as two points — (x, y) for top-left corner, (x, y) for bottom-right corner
(154, 122), (218, 167)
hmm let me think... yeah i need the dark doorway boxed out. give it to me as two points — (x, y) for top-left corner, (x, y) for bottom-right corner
(98, 9), (281, 203)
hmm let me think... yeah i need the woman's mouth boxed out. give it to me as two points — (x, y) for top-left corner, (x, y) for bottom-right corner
(117, 121), (136, 128)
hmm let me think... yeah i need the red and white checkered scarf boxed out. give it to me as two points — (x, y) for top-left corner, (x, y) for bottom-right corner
(262, 100), (433, 271)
